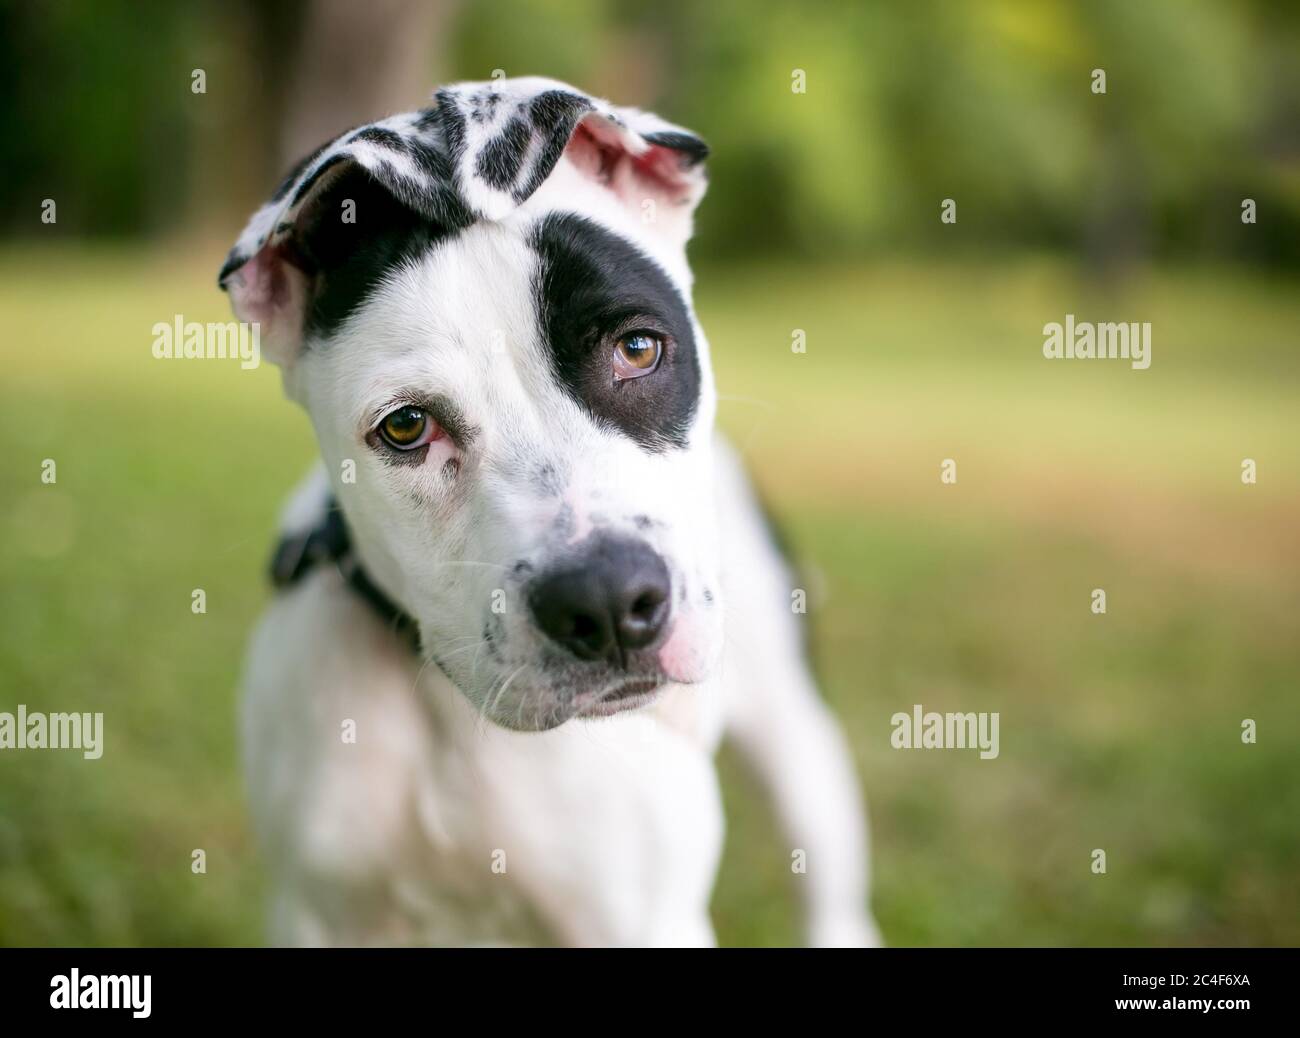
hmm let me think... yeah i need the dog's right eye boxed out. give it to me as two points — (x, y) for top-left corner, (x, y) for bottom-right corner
(377, 406), (442, 450)
(612, 332), (663, 381)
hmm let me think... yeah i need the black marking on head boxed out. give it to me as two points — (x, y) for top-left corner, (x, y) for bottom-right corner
(512, 91), (594, 203)
(476, 116), (533, 190)
(446, 88), (595, 207)
(348, 125), (410, 153)
(532, 213), (700, 452)
(289, 163), (459, 340)
(291, 153), (347, 208)
(470, 89), (502, 123)
(436, 92), (469, 162)
(271, 142), (329, 203)
(221, 105), (476, 300)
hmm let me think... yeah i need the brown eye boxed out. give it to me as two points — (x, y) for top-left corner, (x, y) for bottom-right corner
(378, 406), (439, 450)
(612, 333), (663, 381)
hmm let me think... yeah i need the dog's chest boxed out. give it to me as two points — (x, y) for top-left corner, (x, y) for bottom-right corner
(244, 569), (723, 946)
(395, 677), (725, 945)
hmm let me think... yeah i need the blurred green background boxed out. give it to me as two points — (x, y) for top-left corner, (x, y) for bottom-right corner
(1, 0), (1297, 946)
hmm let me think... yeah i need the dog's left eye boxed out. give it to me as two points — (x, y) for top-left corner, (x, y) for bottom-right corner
(612, 333), (662, 381)
(377, 406), (442, 450)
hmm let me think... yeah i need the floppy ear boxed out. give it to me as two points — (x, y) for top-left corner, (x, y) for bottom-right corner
(219, 78), (708, 366)
(435, 76), (708, 244)
(217, 110), (471, 367)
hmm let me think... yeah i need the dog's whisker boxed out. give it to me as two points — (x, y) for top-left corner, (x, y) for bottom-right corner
(432, 638), (488, 663)
(407, 652), (439, 700)
(475, 666), (507, 736)
(476, 663), (527, 737)
(512, 681), (531, 730)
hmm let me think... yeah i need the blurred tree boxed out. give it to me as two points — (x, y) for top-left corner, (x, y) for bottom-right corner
(277, 0), (458, 166)
(0, 0), (1294, 267)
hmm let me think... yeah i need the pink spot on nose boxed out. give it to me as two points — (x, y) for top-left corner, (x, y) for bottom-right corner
(657, 620), (709, 684)
(562, 491), (594, 546)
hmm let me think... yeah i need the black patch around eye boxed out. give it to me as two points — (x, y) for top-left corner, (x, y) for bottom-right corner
(531, 213), (700, 452)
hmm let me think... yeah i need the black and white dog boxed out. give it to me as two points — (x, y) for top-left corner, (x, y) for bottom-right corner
(220, 76), (879, 947)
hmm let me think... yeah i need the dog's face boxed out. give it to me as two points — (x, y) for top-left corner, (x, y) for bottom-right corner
(221, 78), (723, 730)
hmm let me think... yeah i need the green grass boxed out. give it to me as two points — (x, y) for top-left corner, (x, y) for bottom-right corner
(1, 246), (1296, 945)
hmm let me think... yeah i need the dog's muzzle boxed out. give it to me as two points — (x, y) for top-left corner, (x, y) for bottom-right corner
(528, 534), (671, 669)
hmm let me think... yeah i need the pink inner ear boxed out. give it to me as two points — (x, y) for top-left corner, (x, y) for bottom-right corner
(225, 242), (308, 360)
(632, 145), (695, 195)
(565, 123), (621, 186)
(565, 117), (696, 208)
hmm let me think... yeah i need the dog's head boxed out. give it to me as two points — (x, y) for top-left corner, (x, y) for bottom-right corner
(220, 77), (722, 731)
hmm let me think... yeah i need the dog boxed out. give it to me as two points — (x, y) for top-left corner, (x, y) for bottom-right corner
(219, 76), (880, 947)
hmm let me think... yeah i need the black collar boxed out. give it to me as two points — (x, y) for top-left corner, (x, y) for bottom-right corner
(269, 499), (420, 651)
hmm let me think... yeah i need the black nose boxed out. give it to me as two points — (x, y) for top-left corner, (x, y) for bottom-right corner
(529, 536), (671, 666)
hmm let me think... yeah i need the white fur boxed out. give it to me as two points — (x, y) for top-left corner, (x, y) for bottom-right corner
(231, 77), (880, 947)
(243, 441), (878, 946)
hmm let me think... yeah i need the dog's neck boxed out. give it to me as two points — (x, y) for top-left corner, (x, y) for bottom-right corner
(269, 499), (420, 651)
